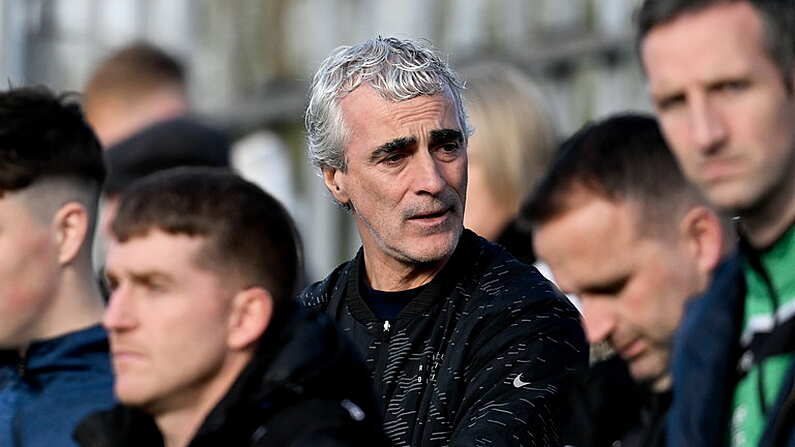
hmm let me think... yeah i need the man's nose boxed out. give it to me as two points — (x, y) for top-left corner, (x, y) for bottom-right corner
(103, 285), (137, 331)
(412, 151), (446, 195)
(688, 96), (727, 154)
(581, 298), (617, 345)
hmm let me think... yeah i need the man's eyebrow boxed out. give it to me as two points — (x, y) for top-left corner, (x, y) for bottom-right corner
(368, 136), (416, 163)
(429, 129), (464, 146)
(129, 270), (174, 286)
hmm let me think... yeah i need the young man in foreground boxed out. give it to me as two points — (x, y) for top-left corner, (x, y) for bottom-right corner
(75, 168), (386, 447)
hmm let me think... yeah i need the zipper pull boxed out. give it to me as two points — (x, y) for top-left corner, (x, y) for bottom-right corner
(383, 320), (391, 333)
(17, 356), (26, 378)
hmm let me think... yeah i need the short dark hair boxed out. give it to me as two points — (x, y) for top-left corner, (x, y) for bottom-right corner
(521, 114), (701, 232)
(111, 167), (301, 304)
(637, 0), (795, 79)
(0, 85), (105, 194)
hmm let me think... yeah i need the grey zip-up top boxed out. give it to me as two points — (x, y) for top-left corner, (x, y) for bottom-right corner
(300, 230), (588, 447)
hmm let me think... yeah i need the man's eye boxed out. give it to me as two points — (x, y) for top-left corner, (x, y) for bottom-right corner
(104, 276), (118, 292)
(716, 80), (749, 93)
(588, 278), (628, 297)
(382, 153), (405, 165)
(146, 283), (168, 293)
(436, 143), (460, 159)
(656, 94), (685, 112)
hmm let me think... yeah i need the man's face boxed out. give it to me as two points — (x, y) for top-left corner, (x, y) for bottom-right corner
(642, 1), (795, 214)
(326, 85), (467, 267)
(104, 230), (234, 413)
(0, 192), (59, 348)
(534, 193), (701, 390)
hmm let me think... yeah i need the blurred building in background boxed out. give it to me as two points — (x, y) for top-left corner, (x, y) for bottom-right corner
(0, 0), (649, 281)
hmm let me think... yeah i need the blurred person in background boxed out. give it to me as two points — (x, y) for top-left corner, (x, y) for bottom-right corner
(523, 114), (731, 447)
(75, 168), (386, 447)
(96, 117), (231, 282)
(84, 42), (298, 254)
(83, 43), (231, 280)
(460, 61), (557, 264)
(0, 86), (113, 447)
(300, 36), (587, 446)
(83, 42), (190, 149)
(639, 0), (795, 444)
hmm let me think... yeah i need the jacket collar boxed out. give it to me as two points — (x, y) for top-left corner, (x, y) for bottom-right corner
(344, 229), (480, 325)
(1, 325), (109, 374)
(671, 253), (746, 445)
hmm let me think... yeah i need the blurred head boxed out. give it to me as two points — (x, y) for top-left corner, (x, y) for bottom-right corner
(84, 42), (189, 147)
(639, 0), (795, 240)
(638, 0), (794, 79)
(95, 117), (230, 272)
(523, 114), (726, 391)
(103, 118), (230, 198)
(103, 168), (301, 414)
(0, 86), (105, 347)
(306, 37), (469, 274)
(460, 62), (557, 240)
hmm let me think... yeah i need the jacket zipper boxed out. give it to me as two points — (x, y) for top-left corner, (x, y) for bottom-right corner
(17, 355), (26, 378)
(374, 319), (391, 419)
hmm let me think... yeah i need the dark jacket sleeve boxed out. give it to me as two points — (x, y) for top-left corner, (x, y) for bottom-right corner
(449, 297), (588, 447)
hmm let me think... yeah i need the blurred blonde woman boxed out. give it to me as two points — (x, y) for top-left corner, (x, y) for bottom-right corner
(462, 62), (557, 263)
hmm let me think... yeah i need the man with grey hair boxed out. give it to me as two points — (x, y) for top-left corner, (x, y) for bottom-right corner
(300, 36), (587, 446)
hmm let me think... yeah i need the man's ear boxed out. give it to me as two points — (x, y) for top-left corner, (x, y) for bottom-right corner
(53, 202), (89, 265)
(679, 206), (724, 276)
(322, 166), (350, 206)
(227, 287), (273, 351)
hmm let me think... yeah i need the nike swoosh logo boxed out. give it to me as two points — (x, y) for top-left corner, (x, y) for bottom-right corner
(513, 373), (531, 388)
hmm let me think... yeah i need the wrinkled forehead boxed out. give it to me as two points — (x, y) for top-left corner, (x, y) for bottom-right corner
(346, 84), (463, 123)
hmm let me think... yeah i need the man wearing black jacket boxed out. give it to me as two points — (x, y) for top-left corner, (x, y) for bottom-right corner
(301, 36), (587, 446)
(74, 168), (386, 447)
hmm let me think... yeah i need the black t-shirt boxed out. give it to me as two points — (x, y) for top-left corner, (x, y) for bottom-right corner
(359, 270), (427, 321)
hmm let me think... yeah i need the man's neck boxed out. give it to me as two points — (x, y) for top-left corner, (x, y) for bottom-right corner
(361, 248), (451, 292)
(25, 267), (104, 349)
(154, 353), (251, 447)
(156, 407), (204, 447)
(741, 179), (795, 248)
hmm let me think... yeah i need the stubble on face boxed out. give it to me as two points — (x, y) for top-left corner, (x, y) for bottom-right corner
(335, 86), (468, 287)
(534, 194), (694, 390)
(354, 187), (464, 265)
(642, 2), (795, 244)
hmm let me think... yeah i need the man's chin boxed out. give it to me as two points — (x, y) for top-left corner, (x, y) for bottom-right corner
(397, 229), (461, 265)
(628, 363), (671, 392)
(702, 180), (763, 215)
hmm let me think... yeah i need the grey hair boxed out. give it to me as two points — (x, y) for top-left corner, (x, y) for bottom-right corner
(305, 36), (470, 172)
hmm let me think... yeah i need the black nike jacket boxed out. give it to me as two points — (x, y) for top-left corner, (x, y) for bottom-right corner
(299, 230), (588, 447)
